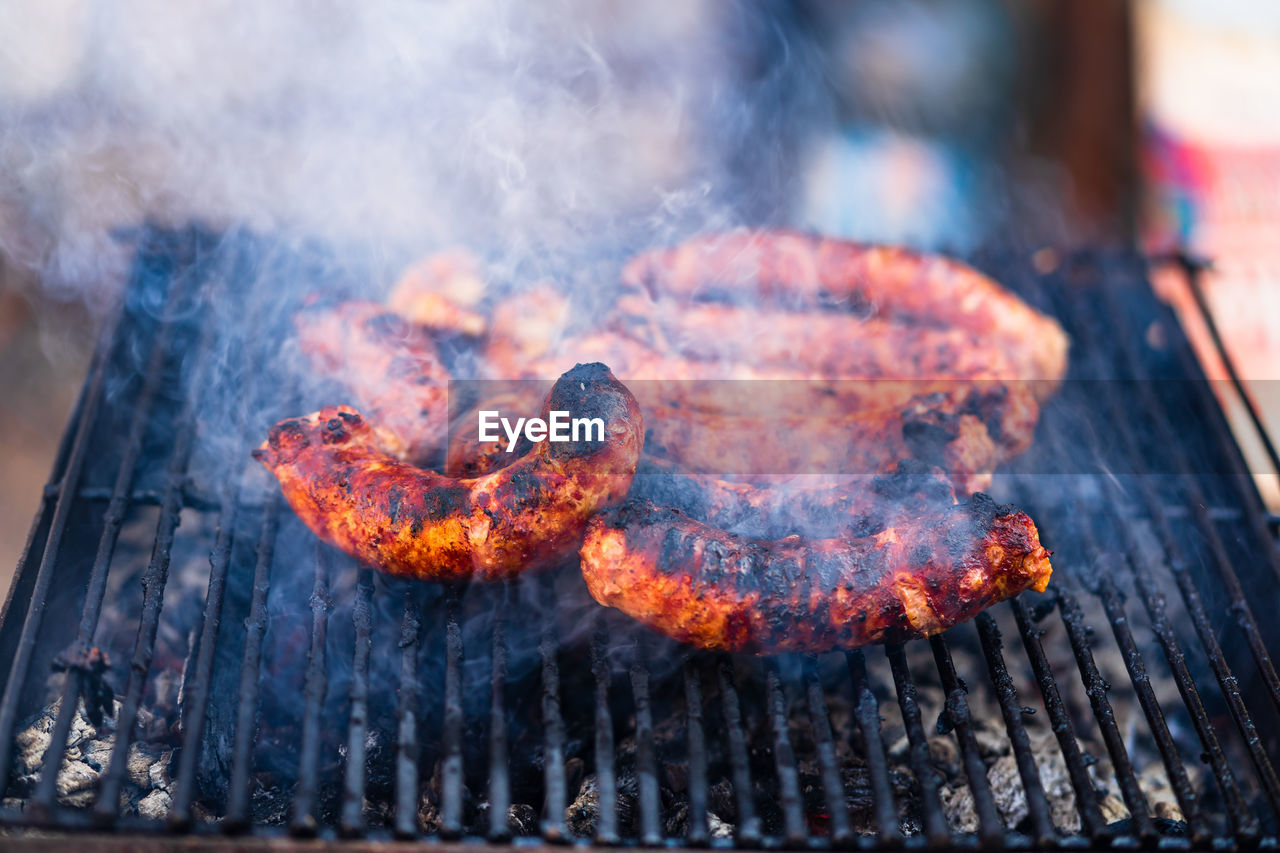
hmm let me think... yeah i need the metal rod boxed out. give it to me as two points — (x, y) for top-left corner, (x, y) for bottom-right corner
(224, 496), (281, 831)
(1053, 588), (1154, 838)
(486, 583), (511, 843)
(1034, 260), (1258, 839)
(538, 588), (567, 841)
(682, 660), (709, 847)
(0, 307), (120, 800)
(26, 284), (180, 814)
(974, 613), (1056, 846)
(1118, 541), (1258, 838)
(167, 490), (240, 827)
(94, 301), (219, 825)
(439, 589), (465, 839)
(844, 650), (901, 846)
(1009, 599), (1108, 840)
(339, 568), (374, 836)
(763, 660), (805, 846)
(629, 635), (662, 846)
(1070, 277), (1280, 819)
(590, 618), (618, 844)
(929, 635), (1005, 847)
(1178, 254), (1280, 478)
(883, 643), (949, 847)
(803, 658), (853, 845)
(394, 589), (422, 839)
(716, 658), (761, 846)
(1094, 573), (1208, 841)
(289, 543), (334, 835)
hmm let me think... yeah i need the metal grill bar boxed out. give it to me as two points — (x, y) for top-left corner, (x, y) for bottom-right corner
(289, 544), (334, 834)
(0, 309), (119, 800)
(1096, 275), (1280, 720)
(1054, 588), (1155, 838)
(762, 661), (805, 846)
(440, 590), (465, 839)
(1028, 392), (1254, 839)
(224, 495), (280, 830)
(1009, 599), (1108, 839)
(930, 635), (1005, 846)
(974, 613), (1056, 845)
(94, 299), (219, 824)
(1094, 572), (1208, 841)
(1178, 255), (1280, 478)
(1029, 261), (1261, 839)
(883, 643), (949, 846)
(486, 584), (511, 842)
(27, 276), (184, 816)
(1106, 530), (1255, 838)
(716, 658), (761, 846)
(682, 660), (709, 846)
(394, 590), (422, 838)
(590, 620), (618, 843)
(803, 660), (855, 840)
(802, 660), (852, 844)
(1065, 278), (1280, 821)
(167, 492), (239, 827)
(538, 600), (567, 841)
(628, 637), (662, 846)
(1025, 455), (1213, 845)
(844, 650), (901, 845)
(339, 568), (374, 836)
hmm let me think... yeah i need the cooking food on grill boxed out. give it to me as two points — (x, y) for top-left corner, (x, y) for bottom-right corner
(579, 492), (1052, 653)
(254, 363), (643, 582)
(621, 229), (1069, 383)
(294, 299), (451, 463)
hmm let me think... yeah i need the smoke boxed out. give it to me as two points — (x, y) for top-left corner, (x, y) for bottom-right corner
(0, 0), (827, 305)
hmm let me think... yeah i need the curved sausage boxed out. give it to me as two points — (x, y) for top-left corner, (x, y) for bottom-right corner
(579, 495), (1052, 653)
(620, 229), (1069, 383)
(254, 362), (643, 582)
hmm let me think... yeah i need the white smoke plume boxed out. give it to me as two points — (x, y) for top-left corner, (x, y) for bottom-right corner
(0, 0), (825, 307)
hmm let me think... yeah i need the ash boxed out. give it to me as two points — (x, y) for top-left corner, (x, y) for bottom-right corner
(6, 695), (175, 819)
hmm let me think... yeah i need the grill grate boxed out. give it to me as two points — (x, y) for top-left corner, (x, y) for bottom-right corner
(0, 230), (1277, 848)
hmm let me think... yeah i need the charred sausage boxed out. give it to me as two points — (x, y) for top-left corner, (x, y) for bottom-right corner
(579, 494), (1052, 653)
(255, 362), (643, 582)
(620, 229), (1069, 383)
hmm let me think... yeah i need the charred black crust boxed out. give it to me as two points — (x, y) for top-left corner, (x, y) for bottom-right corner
(872, 459), (952, 503)
(493, 466), (546, 512)
(545, 362), (639, 461)
(268, 418), (310, 449)
(420, 483), (470, 522)
(963, 491), (1018, 527)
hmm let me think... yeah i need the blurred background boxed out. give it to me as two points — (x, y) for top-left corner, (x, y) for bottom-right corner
(0, 0), (1276, 594)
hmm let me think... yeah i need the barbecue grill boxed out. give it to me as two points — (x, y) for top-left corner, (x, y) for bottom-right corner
(0, 229), (1276, 850)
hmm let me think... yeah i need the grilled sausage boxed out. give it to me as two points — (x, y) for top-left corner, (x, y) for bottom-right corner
(611, 293), (1034, 382)
(254, 363), (643, 582)
(621, 229), (1069, 383)
(579, 495), (1052, 653)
